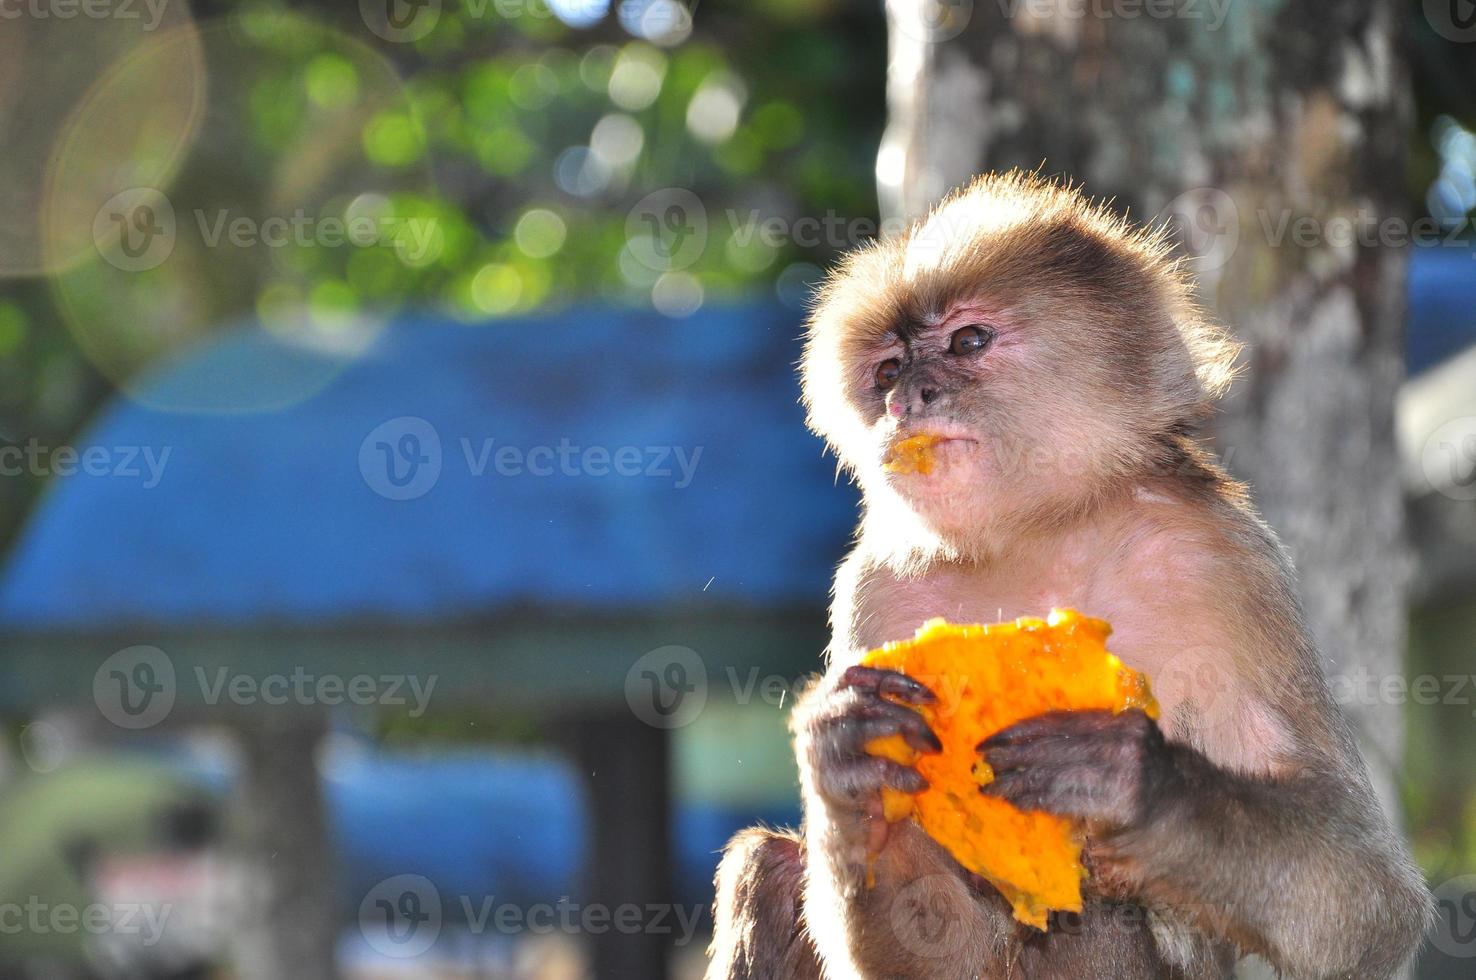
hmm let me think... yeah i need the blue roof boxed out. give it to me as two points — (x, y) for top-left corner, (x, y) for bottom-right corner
(1408, 241), (1476, 375)
(5, 242), (1469, 633)
(0, 303), (858, 630)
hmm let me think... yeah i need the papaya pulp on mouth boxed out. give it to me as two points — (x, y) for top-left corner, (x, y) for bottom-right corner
(883, 434), (942, 474)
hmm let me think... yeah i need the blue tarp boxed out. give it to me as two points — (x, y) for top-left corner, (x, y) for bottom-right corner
(0, 303), (857, 628)
(1407, 241), (1476, 375)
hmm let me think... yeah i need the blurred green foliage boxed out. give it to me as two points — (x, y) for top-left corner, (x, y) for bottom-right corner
(216, 0), (887, 320)
(0, 0), (888, 547)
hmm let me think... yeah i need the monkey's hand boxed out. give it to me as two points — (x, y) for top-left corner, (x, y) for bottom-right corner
(793, 666), (940, 880)
(977, 709), (1182, 851)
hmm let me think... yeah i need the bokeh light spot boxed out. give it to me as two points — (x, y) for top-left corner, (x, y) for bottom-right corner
(591, 113), (645, 169)
(651, 271), (703, 318)
(363, 111), (426, 168)
(509, 63), (560, 111)
(305, 53), (361, 110)
(309, 280), (359, 329)
(580, 45), (618, 91)
(514, 209), (568, 258)
(608, 44), (666, 111)
(687, 72), (746, 145)
(471, 263), (524, 314)
(554, 146), (613, 197)
(548, 0), (611, 29)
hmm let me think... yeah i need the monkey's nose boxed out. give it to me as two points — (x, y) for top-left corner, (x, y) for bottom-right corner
(919, 386), (939, 405)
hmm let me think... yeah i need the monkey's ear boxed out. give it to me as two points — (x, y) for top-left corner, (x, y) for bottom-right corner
(1168, 303), (1243, 420)
(799, 306), (870, 471)
(799, 244), (904, 470)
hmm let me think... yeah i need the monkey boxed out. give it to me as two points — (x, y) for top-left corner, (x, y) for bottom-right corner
(706, 172), (1432, 979)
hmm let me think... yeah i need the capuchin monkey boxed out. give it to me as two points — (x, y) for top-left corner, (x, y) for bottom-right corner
(706, 172), (1431, 979)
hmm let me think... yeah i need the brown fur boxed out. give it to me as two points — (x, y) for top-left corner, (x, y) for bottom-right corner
(707, 173), (1431, 979)
(707, 828), (824, 980)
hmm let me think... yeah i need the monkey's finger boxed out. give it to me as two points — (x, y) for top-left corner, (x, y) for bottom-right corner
(818, 756), (928, 804)
(980, 766), (1081, 814)
(977, 709), (1115, 750)
(979, 742), (1051, 775)
(838, 665), (936, 705)
(979, 730), (1120, 773)
(851, 700), (943, 754)
(865, 796), (890, 856)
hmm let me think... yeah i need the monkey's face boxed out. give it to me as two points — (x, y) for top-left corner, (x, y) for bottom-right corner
(844, 294), (1143, 538)
(801, 173), (1239, 547)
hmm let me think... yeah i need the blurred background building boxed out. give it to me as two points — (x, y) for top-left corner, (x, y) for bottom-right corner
(0, 1), (1472, 978)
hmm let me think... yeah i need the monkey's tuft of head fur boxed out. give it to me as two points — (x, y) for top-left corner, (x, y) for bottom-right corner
(800, 171), (1242, 555)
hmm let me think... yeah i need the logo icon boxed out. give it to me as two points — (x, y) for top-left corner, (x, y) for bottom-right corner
(1159, 187), (1239, 274)
(888, 875), (974, 958)
(359, 417), (443, 500)
(359, 874), (442, 959)
(1433, 875), (1476, 957)
(93, 188), (176, 272)
(1153, 649), (1237, 735)
(94, 646), (177, 730)
(625, 645), (708, 729)
(1426, 0), (1476, 42)
(1421, 417), (1476, 501)
(625, 189), (707, 272)
(360, 0), (442, 42)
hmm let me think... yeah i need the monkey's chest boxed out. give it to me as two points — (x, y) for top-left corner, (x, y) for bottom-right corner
(851, 566), (1090, 651)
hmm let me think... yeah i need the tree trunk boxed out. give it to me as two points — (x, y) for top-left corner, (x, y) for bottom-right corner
(884, 0), (1412, 930)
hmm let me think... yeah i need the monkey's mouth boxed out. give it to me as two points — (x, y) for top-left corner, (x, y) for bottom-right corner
(883, 427), (979, 475)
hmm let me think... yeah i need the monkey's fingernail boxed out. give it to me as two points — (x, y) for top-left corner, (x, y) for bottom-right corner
(925, 731), (943, 752)
(881, 673), (934, 704)
(896, 769), (928, 793)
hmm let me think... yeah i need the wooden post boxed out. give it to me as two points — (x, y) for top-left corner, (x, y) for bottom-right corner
(570, 711), (673, 979)
(227, 708), (340, 980)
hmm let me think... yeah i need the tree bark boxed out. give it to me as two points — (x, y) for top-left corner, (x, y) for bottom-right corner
(882, 0), (1413, 872)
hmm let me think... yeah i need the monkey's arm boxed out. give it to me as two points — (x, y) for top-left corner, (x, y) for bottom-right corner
(793, 664), (1012, 978)
(983, 705), (1429, 979)
(1123, 735), (1430, 979)
(984, 537), (1432, 980)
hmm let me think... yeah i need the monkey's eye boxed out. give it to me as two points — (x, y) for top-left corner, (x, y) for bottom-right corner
(874, 358), (902, 390)
(949, 324), (995, 356)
